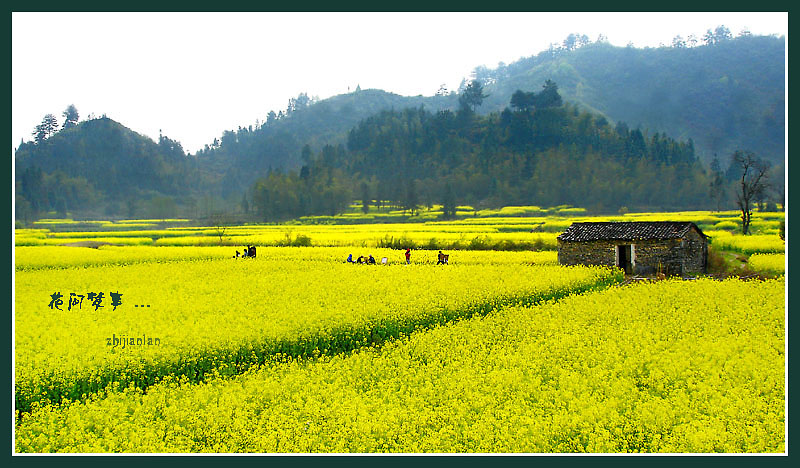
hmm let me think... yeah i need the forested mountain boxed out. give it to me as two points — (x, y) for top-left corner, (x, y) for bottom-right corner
(15, 117), (198, 221)
(193, 89), (456, 197)
(14, 31), (784, 221)
(476, 34), (785, 166)
(197, 32), (784, 183)
(249, 81), (711, 220)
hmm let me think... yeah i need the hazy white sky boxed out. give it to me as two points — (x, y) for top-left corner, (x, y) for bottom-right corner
(12, 12), (787, 154)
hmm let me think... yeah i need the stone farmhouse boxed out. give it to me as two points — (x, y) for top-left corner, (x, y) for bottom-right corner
(557, 221), (709, 276)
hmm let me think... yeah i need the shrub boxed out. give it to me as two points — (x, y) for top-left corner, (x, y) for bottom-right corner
(376, 235), (417, 250)
(291, 234), (312, 247)
(715, 221), (738, 231)
(706, 248), (728, 274)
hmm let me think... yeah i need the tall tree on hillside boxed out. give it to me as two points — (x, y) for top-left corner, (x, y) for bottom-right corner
(715, 25), (733, 41)
(458, 80), (488, 113)
(32, 124), (47, 145)
(773, 177), (785, 212)
(703, 25), (732, 46)
(536, 80), (562, 108)
(301, 144), (313, 164)
(43, 113), (59, 135)
(360, 181), (370, 214)
(241, 193), (250, 214)
(20, 166), (46, 213)
(33, 114), (59, 143)
(510, 90), (536, 112)
(708, 154), (726, 211)
(266, 111), (277, 127)
(295, 92), (310, 109)
(404, 179), (419, 216)
(15, 190), (34, 224)
(731, 150), (770, 235)
(441, 182), (457, 219)
(62, 105), (79, 129)
(562, 33), (578, 51)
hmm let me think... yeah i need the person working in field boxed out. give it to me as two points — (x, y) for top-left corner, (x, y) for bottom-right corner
(405, 248), (411, 264)
(437, 251), (450, 265)
(367, 254), (376, 264)
(347, 253), (354, 263)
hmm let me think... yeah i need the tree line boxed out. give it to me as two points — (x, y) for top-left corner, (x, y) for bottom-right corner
(248, 80), (737, 221)
(15, 78), (782, 228)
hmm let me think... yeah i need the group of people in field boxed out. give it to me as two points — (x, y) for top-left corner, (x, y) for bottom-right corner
(347, 253), (378, 264)
(230, 245), (450, 264)
(344, 248), (449, 265)
(234, 245), (256, 258)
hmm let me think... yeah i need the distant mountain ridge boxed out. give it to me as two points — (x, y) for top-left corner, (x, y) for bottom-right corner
(15, 117), (193, 199)
(477, 35), (785, 164)
(14, 34), (785, 219)
(196, 33), (784, 179)
(14, 117), (197, 219)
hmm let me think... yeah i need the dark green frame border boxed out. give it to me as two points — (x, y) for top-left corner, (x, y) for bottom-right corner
(5, 3), (794, 467)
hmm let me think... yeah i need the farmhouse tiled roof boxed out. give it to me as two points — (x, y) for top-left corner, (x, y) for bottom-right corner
(557, 221), (707, 242)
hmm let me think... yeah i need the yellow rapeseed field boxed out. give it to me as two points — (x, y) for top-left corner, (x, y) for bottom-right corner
(15, 278), (784, 453)
(748, 253), (786, 275)
(15, 208), (784, 249)
(15, 247), (613, 415)
(15, 245), (557, 271)
(13, 209), (786, 453)
(710, 234), (785, 255)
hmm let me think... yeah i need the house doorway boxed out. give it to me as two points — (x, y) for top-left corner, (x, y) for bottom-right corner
(616, 244), (632, 274)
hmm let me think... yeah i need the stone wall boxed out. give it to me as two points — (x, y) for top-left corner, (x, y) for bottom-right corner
(631, 239), (684, 275)
(557, 240), (617, 268)
(682, 228), (708, 274)
(558, 230), (707, 276)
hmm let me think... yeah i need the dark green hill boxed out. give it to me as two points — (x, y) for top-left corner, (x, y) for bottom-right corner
(14, 117), (197, 219)
(14, 34), (784, 221)
(249, 85), (712, 220)
(193, 89), (457, 195)
(198, 34), (784, 185)
(479, 35), (785, 165)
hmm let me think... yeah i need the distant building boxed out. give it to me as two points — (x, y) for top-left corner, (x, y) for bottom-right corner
(557, 221), (709, 276)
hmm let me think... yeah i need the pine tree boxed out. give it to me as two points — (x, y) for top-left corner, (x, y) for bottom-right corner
(360, 182), (370, 214)
(458, 80), (488, 113)
(33, 114), (59, 143)
(62, 105), (79, 129)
